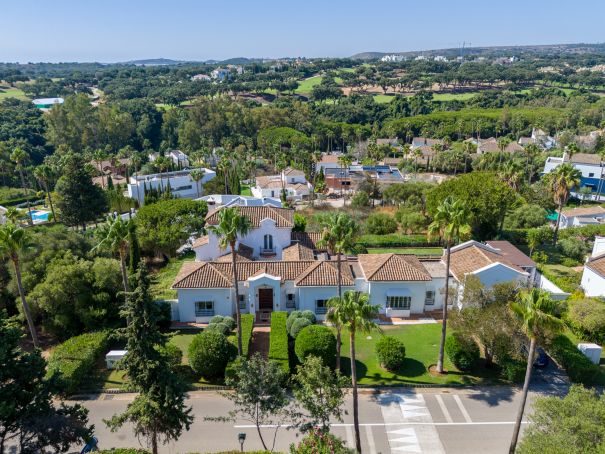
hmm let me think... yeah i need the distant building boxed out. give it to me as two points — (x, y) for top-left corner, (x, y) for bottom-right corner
(211, 68), (231, 81)
(434, 56), (447, 62)
(198, 194), (282, 208)
(380, 54), (406, 62)
(148, 150), (190, 169)
(582, 237), (605, 297)
(191, 74), (211, 81)
(32, 97), (64, 109)
(543, 152), (605, 199)
(251, 168), (311, 200)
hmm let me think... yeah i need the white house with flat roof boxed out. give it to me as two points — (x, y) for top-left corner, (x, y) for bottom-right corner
(581, 237), (605, 297)
(127, 168), (215, 206)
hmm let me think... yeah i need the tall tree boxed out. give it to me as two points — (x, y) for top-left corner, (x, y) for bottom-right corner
(207, 207), (252, 355)
(0, 223), (38, 348)
(546, 163), (582, 244)
(508, 289), (562, 454)
(33, 164), (57, 223)
(428, 196), (471, 374)
(105, 263), (193, 454)
(128, 221), (141, 275)
(190, 168), (205, 198)
(335, 290), (379, 454)
(318, 212), (360, 371)
(10, 147), (33, 226)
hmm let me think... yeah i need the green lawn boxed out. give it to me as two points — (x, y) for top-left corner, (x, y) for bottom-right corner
(432, 92), (479, 101)
(339, 324), (501, 386)
(151, 251), (195, 300)
(373, 94), (395, 104)
(240, 184), (253, 196)
(0, 85), (29, 101)
(367, 247), (443, 256)
(295, 76), (323, 95)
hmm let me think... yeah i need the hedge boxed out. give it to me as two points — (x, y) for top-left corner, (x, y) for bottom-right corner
(268, 312), (289, 374)
(548, 335), (603, 385)
(240, 313), (254, 357)
(294, 325), (337, 368)
(356, 233), (439, 248)
(188, 331), (237, 378)
(445, 333), (479, 371)
(47, 331), (111, 394)
(537, 264), (581, 294)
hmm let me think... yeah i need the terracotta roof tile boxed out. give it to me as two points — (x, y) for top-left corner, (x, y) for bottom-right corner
(172, 262), (232, 288)
(358, 254), (431, 281)
(561, 206), (605, 218)
(449, 244), (524, 282)
(283, 167), (305, 176)
(295, 261), (355, 287)
(485, 241), (535, 268)
(282, 243), (315, 261)
(291, 231), (326, 251)
(192, 235), (209, 248)
(206, 206), (294, 228)
(586, 255), (605, 277)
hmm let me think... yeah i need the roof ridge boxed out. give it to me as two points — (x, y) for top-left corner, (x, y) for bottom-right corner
(295, 261), (323, 284)
(172, 261), (206, 287)
(206, 262), (233, 286)
(366, 253), (395, 280)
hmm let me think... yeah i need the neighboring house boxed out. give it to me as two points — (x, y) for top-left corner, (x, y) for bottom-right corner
(411, 137), (443, 150)
(317, 154), (342, 172)
(543, 153), (605, 198)
(0, 205), (7, 225)
(191, 74), (211, 81)
(251, 168), (311, 200)
(518, 128), (557, 150)
(410, 137), (444, 168)
(90, 158), (131, 188)
(32, 97), (64, 109)
(476, 138), (524, 154)
(575, 130), (603, 151)
(149, 150), (190, 168)
(555, 206), (605, 229)
(211, 68), (230, 81)
(127, 168), (216, 206)
(198, 194), (282, 208)
(581, 236), (605, 297)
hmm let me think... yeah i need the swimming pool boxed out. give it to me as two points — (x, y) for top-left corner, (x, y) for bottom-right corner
(30, 210), (50, 222)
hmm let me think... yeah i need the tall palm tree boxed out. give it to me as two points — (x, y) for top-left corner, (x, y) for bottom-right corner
(207, 207), (252, 356)
(93, 216), (132, 302)
(337, 290), (380, 454)
(190, 168), (205, 198)
(10, 148), (33, 226)
(508, 289), (562, 454)
(428, 196), (471, 374)
(337, 154), (353, 202)
(0, 223), (38, 347)
(93, 149), (108, 188)
(33, 164), (57, 223)
(318, 212), (359, 371)
(547, 163), (582, 244)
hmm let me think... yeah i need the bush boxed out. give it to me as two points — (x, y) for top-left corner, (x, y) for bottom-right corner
(548, 335), (602, 385)
(375, 336), (406, 371)
(159, 343), (182, 369)
(364, 213), (398, 235)
(445, 333), (479, 371)
(558, 237), (588, 262)
(293, 212), (307, 232)
(295, 325), (337, 368)
(188, 331), (236, 378)
(499, 357), (526, 383)
(224, 356), (244, 382)
(240, 313), (254, 357)
(269, 312), (289, 374)
(290, 429), (352, 454)
(351, 191), (370, 209)
(504, 204), (548, 229)
(290, 318), (312, 339)
(222, 316), (236, 331)
(286, 311), (302, 335)
(300, 310), (317, 324)
(395, 210), (427, 234)
(47, 331), (110, 394)
(206, 321), (231, 336)
(209, 315), (225, 325)
(567, 299), (605, 345)
(356, 233), (437, 248)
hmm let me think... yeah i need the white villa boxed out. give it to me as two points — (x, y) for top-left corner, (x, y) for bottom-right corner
(197, 194), (282, 209)
(127, 168), (215, 206)
(251, 168), (311, 200)
(543, 153), (605, 201)
(149, 150), (190, 169)
(582, 237), (605, 297)
(555, 206), (605, 229)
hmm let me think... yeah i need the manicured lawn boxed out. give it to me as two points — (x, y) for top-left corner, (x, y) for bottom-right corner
(295, 76), (323, 95)
(151, 251), (195, 300)
(240, 184), (253, 196)
(367, 247), (443, 256)
(432, 92), (479, 101)
(339, 324), (501, 386)
(373, 94), (395, 104)
(0, 85), (29, 100)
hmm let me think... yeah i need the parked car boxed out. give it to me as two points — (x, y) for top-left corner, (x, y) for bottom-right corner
(521, 345), (549, 368)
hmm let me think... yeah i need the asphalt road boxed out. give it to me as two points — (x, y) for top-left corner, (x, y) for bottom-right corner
(69, 385), (567, 454)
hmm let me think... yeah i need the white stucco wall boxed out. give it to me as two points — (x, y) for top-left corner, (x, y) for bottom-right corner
(367, 281), (437, 317)
(473, 264), (527, 287)
(176, 288), (233, 322)
(298, 286), (354, 320)
(581, 267), (605, 297)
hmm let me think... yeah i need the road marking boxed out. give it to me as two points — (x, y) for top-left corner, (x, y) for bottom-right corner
(434, 395), (453, 423)
(453, 395), (472, 423)
(345, 425), (355, 449)
(364, 425), (377, 454)
(233, 421), (530, 428)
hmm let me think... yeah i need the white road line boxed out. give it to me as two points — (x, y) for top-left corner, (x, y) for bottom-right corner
(434, 395), (453, 423)
(345, 425), (355, 449)
(453, 395), (472, 423)
(364, 425), (377, 454)
(233, 421), (530, 428)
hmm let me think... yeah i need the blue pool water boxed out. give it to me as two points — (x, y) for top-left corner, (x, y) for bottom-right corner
(30, 210), (50, 221)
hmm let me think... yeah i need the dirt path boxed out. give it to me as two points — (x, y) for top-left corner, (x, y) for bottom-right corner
(249, 326), (271, 359)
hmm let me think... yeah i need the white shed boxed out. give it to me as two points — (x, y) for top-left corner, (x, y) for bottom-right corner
(577, 343), (602, 365)
(105, 350), (127, 369)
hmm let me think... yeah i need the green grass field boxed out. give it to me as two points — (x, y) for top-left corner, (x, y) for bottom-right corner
(339, 324), (501, 385)
(240, 184), (253, 196)
(367, 247), (443, 255)
(432, 92), (479, 101)
(151, 251), (195, 300)
(0, 86), (29, 101)
(373, 94), (396, 104)
(295, 76), (323, 95)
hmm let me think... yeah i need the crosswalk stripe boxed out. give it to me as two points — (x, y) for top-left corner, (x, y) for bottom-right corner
(453, 395), (473, 423)
(435, 395), (453, 423)
(345, 425), (355, 449)
(364, 425), (377, 454)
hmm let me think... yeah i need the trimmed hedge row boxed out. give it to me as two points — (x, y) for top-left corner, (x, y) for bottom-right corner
(47, 331), (111, 394)
(548, 335), (602, 385)
(268, 312), (289, 374)
(241, 313), (254, 357)
(356, 234), (440, 248)
(445, 333), (479, 371)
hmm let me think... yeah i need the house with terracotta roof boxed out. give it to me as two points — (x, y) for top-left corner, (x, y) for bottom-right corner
(251, 167), (311, 200)
(557, 206), (605, 229)
(582, 237), (605, 297)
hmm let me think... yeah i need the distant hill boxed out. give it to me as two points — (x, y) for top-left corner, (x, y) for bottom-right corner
(123, 58), (187, 66)
(220, 57), (252, 65)
(351, 43), (605, 60)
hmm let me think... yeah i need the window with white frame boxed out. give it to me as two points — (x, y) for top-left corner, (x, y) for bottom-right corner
(286, 293), (295, 308)
(195, 301), (214, 316)
(263, 234), (274, 251)
(315, 299), (328, 314)
(425, 290), (435, 305)
(387, 296), (411, 310)
(238, 294), (246, 310)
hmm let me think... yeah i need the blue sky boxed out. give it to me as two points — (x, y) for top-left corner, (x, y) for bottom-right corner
(1, 0), (604, 62)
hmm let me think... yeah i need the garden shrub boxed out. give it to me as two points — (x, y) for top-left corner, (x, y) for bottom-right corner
(351, 191), (370, 209)
(188, 331), (236, 378)
(240, 313), (254, 357)
(47, 331), (110, 394)
(268, 312), (289, 374)
(222, 316), (236, 331)
(210, 315), (225, 325)
(558, 237), (588, 262)
(548, 335), (602, 385)
(375, 336), (406, 371)
(286, 311), (302, 336)
(364, 213), (398, 235)
(499, 357), (526, 383)
(205, 322), (231, 336)
(445, 333), (479, 371)
(567, 299), (605, 345)
(224, 356), (244, 382)
(158, 343), (182, 369)
(356, 233), (437, 248)
(290, 318), (312, 339)
(294, 325), (337, 368)
(290, 428), (352, 454)
(300, 310), (317, 324)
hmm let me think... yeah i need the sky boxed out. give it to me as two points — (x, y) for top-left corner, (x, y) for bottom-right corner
(1, 0), (604, 62)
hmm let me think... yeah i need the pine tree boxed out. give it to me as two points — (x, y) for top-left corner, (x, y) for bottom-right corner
(128, 222), (141, 275)
(105, 263), (193, 454)
(106, 175), (114, 190)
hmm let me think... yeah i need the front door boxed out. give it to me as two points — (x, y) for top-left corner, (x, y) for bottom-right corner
(258, 288), (273, 311)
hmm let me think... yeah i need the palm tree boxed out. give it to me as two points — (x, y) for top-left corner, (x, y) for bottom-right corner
(547, 163), (582, 244)
(318, 213), (359, 371)
(427, 196), (471, 373)
(207, 207), (252, 356)
(93, 149), (108, 188)
(10, 148), (33, 226)
(190, 168), (205, 198)
(337, 290), (380, 454)
(33, 164), (57, 223)
(93, 216), (132, 302)
(0, 223), (38, 347)
(566, 142), (580, 162)
(337, 154), (353, 202)
(508, 289), (562, 454)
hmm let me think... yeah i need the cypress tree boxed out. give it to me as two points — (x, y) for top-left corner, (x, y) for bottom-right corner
(128, 222), (141, 275)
